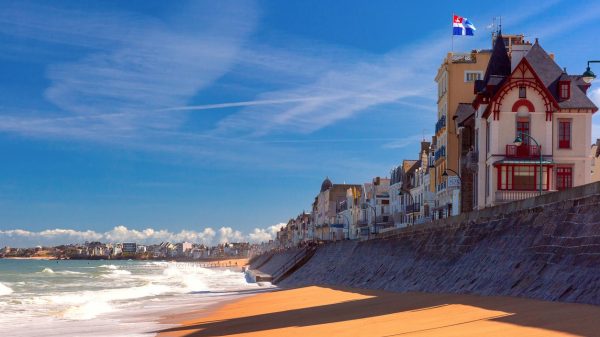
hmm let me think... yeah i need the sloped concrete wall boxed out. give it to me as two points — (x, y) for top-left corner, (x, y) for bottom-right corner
(256, 248), (302, 275)
(278, 184), (600, 305)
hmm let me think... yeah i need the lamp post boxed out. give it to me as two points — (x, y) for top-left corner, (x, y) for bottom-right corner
(336, 213), (350, 240)
(442, 169), (462, 216)
(442, 168), (462, 184)
(362, 203), (377, 236)
(398, 190), (415, 226)
(582, 60), (599, 84)
(513, 133), (543, 196)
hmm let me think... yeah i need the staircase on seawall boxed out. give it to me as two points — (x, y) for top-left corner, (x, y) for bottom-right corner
(271, 246), (318, 284)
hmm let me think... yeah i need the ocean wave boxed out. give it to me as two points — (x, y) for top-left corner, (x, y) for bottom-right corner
(56, 270), (85, 275)
(41, 268), (55, 274)
(51, 283), (172, 320)
(98, 264), (118, 270)
(0, 282), (13, 296)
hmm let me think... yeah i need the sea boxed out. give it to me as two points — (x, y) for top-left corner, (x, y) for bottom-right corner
(0, 259), (272, 337)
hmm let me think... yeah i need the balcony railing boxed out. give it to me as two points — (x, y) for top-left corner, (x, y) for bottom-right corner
(435, 115), (447, 134)
(495, 190), (552, 203)
(434, 146), (446, 161)
(405, 204), (420, 213)
(506, 144), (541, 158)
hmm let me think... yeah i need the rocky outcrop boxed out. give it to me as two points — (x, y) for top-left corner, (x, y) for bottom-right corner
(271, 183), (600, 306)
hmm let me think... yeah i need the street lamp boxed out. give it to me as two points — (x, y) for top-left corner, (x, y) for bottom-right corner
(442, 168), (462, 184)
(582, 60), (600, 84)
(362, 203), (377, 236)
(514, 133), (543, 195)
(336, 213), (350, 240)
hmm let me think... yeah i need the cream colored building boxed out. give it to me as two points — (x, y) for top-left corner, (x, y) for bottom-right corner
(473, 34), (597, 208)
(592, 140), (600, 182)
(434, 49), (491, 218)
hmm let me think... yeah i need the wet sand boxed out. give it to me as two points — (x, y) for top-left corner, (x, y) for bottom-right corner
(157, 285), (600, 337)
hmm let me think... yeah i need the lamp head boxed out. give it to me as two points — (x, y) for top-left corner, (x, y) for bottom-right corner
(513, 136), (523, 147)
(583, 66), (596, 84)
(442, 170), (448, 177)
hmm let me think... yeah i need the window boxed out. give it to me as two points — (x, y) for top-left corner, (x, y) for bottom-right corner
(516, 118), (530, 145)
(519, 86), (527, 98)
(465, 71), (482, 82)
(559, 81), (570, 100)
(558, 119), (571, 149)
(556, 167), (572, 190)
(497, 165), (549, 191)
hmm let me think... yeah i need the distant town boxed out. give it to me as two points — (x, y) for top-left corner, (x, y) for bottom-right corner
(0, 241), (266, 260)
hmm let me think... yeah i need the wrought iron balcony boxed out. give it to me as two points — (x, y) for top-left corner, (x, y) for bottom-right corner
(434, 145), (446, 161)
(505, 144), (541, 158)
(435, 115), (447, 134)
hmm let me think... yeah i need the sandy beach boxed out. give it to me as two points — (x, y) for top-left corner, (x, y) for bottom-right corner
(157, 286), (600, 337)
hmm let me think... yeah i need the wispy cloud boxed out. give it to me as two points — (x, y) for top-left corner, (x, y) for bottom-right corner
(0, 1), (258, 139)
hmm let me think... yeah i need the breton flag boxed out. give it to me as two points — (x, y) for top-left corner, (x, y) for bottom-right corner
(453, 15), (476, 36)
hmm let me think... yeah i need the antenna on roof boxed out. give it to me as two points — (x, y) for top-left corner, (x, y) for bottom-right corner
(498, 16), (502, 34)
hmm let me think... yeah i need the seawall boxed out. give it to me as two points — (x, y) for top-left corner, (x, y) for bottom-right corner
(256, 182), (600, 305)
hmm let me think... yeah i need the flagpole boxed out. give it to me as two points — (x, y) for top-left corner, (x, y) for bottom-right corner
(451, 13), (454, 52)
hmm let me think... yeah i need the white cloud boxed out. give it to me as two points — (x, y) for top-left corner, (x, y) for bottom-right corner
(248, 223), (286, 243)
(218, 227), (245, 244)
(0, 224), (285, 248)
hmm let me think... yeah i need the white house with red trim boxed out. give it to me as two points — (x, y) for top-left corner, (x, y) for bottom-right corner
(472, 34), (597, 208)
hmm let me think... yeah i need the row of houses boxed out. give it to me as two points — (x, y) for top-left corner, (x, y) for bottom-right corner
(1, 242), (251, 260)
(276, 31), (600, 248)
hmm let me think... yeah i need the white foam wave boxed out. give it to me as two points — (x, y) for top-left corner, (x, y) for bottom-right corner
(98, 264), (118, 270)
(0, 282), (13, 296)
(41, 268), (55, 274)
(57, 270), (84, 275)
(50, 283), (172, 320)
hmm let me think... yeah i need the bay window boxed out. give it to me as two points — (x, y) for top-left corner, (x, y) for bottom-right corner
(497, 164), (550, 191)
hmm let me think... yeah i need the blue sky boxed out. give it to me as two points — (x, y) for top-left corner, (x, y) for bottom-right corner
(1, 0), (600, 246)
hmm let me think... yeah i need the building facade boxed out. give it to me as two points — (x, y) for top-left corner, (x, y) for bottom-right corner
(434, 49), (491, 218)
(473, 34), (597, 207)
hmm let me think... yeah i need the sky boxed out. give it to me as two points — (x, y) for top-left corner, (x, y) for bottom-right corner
(1, 0), (600, 247)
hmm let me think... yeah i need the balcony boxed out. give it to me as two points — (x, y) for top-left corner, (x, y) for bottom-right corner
(495, 190), (553, 203)
(434, 146), (446, 161)
(435, 115), (447, 134)
(506, 144), (541, 158)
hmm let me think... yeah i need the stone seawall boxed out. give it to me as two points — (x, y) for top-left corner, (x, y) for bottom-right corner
(261, 183), (600, 305)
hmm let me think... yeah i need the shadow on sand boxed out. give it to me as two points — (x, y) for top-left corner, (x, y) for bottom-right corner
(156, 286), (600, 337)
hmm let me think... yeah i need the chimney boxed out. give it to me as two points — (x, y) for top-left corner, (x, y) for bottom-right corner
(511, 43), (532, 71)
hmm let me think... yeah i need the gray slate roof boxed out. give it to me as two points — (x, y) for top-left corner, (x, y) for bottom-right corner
(524, 41), (597, 110)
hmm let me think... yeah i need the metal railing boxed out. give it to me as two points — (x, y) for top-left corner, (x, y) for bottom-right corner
(506, 144), (541, 158)
(495, 190), (552, 202)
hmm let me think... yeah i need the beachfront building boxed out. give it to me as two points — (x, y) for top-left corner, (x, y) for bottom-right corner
(592, 140), (600, 182)
(472, 34), (597, 208)
(390, 160), (418, 228)
(409, 141), (435, 224)
(433, 48), (492, 219)
(362, 177), (392, 234)
(336, 186), (362, 239)
(314, 178), (362, 241)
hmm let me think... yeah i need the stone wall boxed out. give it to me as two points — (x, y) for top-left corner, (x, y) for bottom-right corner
(274, 182), (600, 305)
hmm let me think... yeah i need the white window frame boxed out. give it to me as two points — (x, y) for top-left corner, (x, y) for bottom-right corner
(464, 71), (484, 82)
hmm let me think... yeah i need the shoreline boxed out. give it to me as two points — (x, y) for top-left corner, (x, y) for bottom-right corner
(156, 285), (600, 337)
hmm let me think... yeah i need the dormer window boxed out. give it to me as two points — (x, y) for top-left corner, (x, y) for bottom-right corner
(559, 81), (570, 100)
